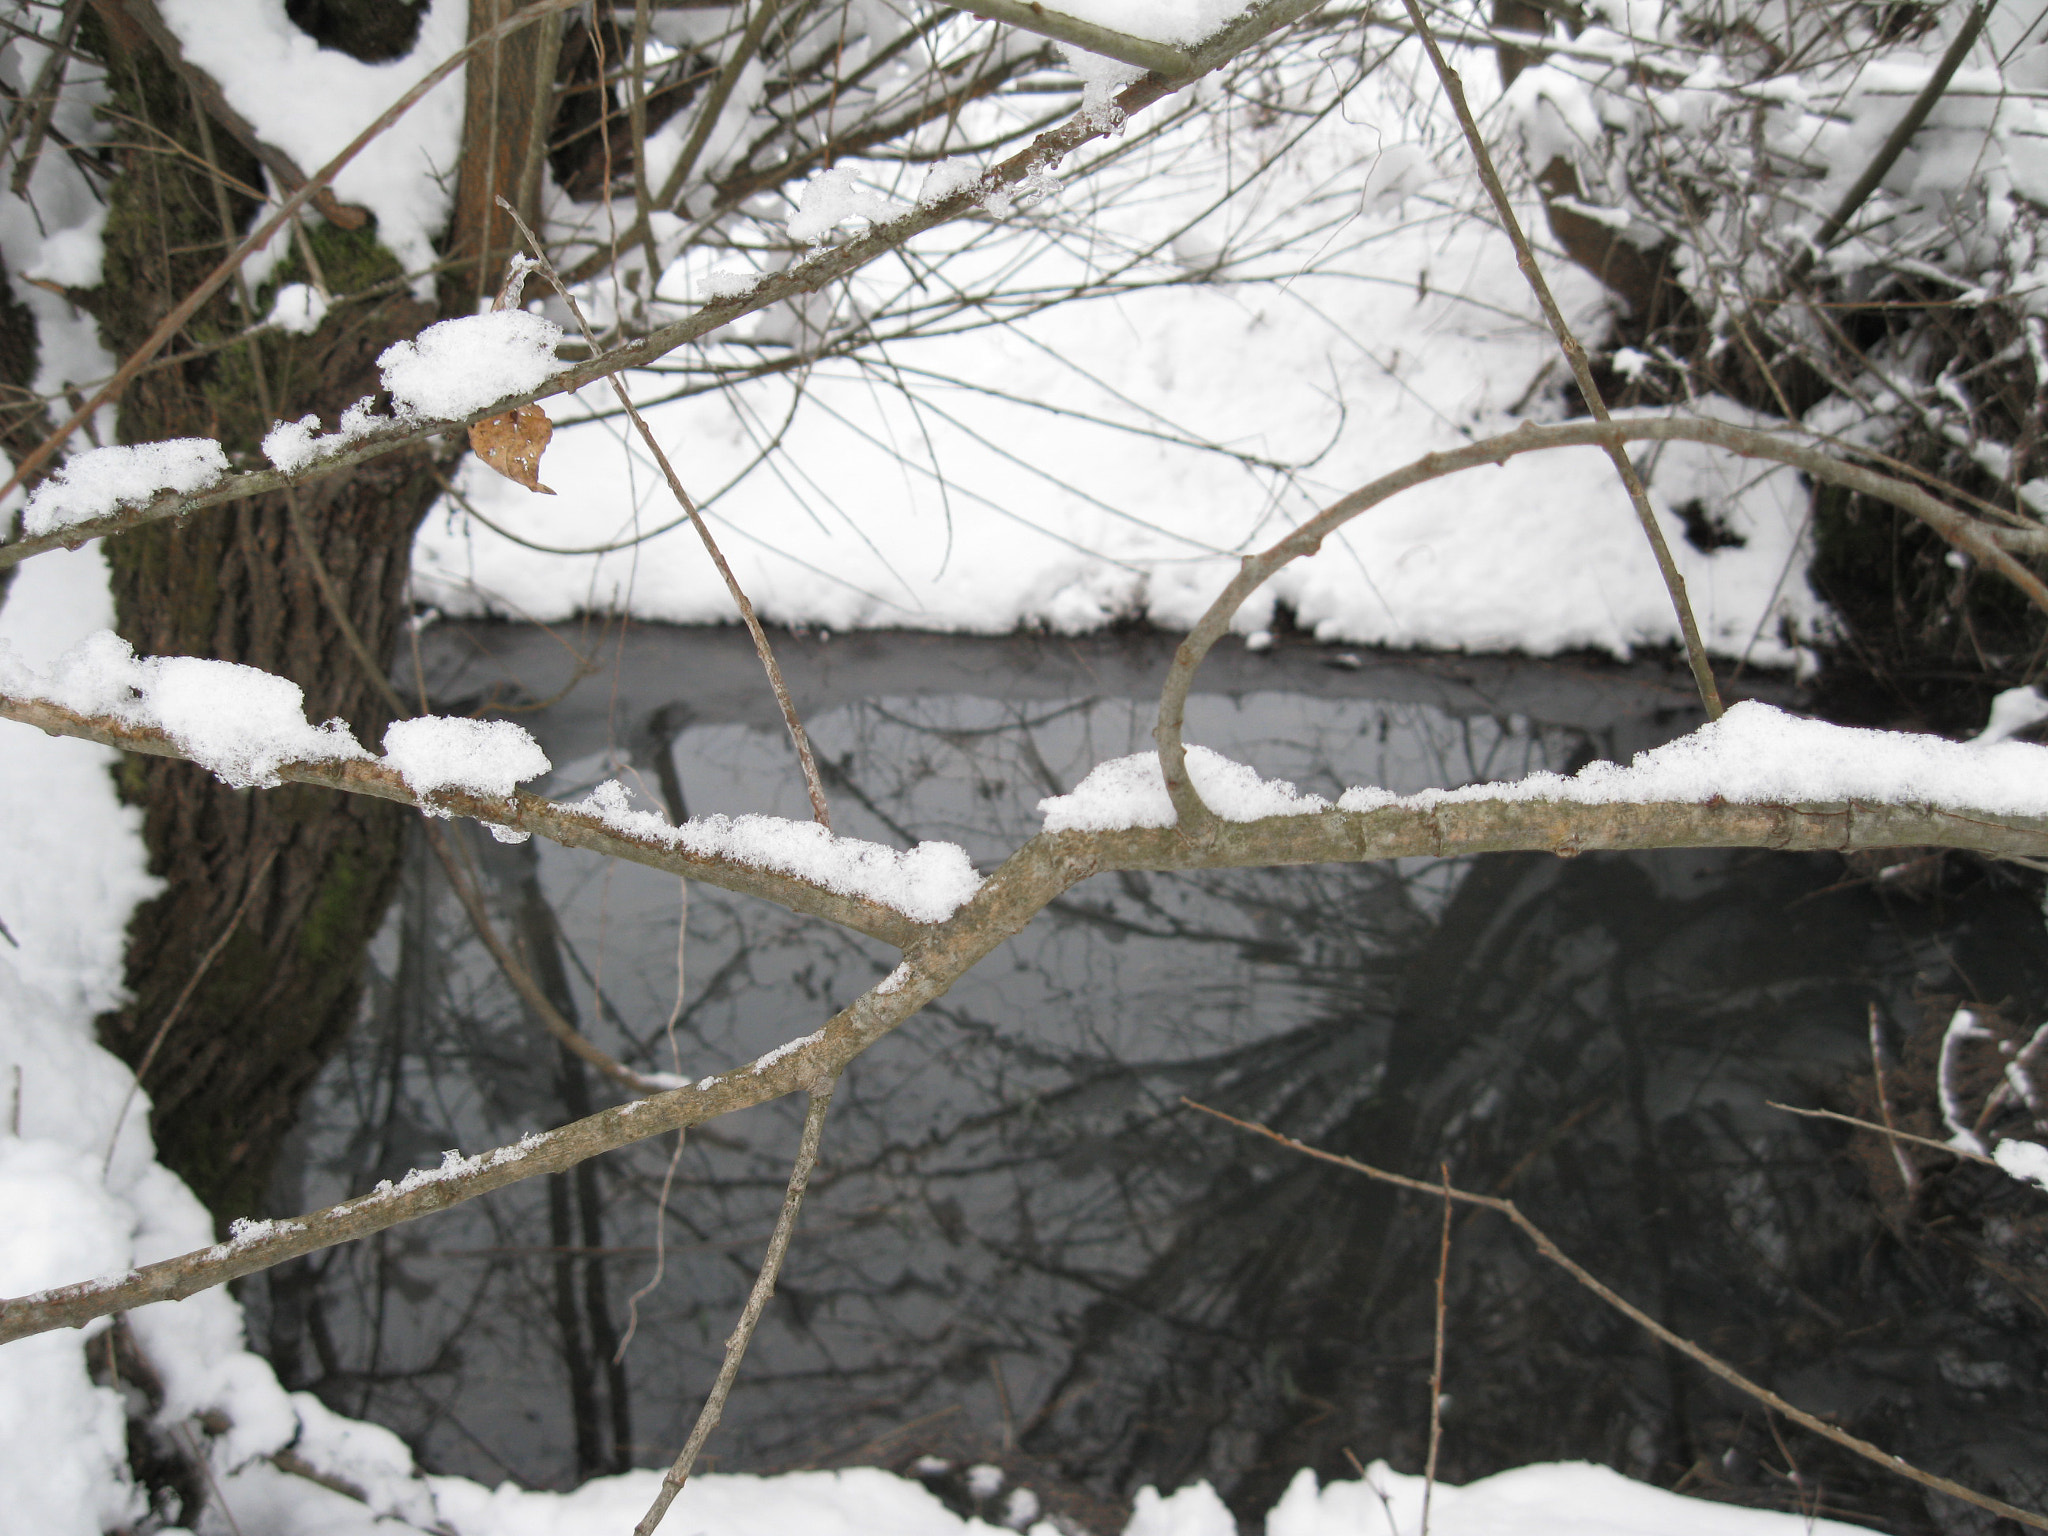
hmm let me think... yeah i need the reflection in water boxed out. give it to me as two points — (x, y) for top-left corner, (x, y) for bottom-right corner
(251, 629), (2048, 1533)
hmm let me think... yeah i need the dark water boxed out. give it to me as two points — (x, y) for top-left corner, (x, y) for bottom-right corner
(250, 626), (2048, 1534)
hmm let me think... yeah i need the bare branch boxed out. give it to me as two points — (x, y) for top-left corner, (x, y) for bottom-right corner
(939, 0), (1194, 75)
(1766, 1101), (2003, 1169)
(634, 1081), (836, 1536)
(6, 707), (2048, 1342)
(1396, 0), (1723, 726)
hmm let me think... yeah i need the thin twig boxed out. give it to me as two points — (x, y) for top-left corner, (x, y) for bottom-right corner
(101, 847), (279, 1174)
(1868, 1003), (1920, 1195)
(495, 200), (834, 828)
(1182, 1097), (2048, 1533)
(633, 1080), (837, 1536)
(424, 821), (679, 1096)
(619, 878), (692, 1359)
(1422, 1161), (1451, 1536)
(1397, 0), (1722, 722)
(1766, 1101), (2004, 1169)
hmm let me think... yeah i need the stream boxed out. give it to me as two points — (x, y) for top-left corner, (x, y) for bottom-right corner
(247, 625), (2048, 1534)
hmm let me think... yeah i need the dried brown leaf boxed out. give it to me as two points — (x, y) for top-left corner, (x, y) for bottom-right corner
(468, 403), (555, 494)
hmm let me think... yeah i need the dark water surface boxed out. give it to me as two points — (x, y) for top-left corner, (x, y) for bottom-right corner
(251, 627), (2048, 1534)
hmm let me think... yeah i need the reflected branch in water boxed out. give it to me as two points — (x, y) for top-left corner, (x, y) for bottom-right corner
(1186, 1098), (2048, 1534)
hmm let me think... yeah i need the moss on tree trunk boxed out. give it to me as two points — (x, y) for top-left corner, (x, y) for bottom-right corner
(84, 12), (450, 1222)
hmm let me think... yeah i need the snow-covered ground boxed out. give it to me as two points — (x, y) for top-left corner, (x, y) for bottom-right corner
(416, 127), (1825, 667)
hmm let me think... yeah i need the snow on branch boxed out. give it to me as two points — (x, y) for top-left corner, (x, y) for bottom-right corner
(11, 672), (2048, 1344)
(0, 630), (365, 788)
(21, 440), (230, 540)
(0, 635), (967, 947)
(1334, 701), (2048, 819)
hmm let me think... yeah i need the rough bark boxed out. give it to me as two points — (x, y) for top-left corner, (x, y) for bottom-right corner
(84, 4), (448, 1221)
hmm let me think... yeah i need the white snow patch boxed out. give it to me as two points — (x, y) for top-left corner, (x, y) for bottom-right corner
(788, 166), (900, 244)
(1267, 1462), (1875, 1534)
(1976, 684), (2048, 745)
(1039, 744), (1330, 831)
(917, 158), (983, 207)
(262, 396), (386, 474)
(378, 309), (567, 420)
(1335, 701), (2048, 818)
(382, 715), (552, 802)
(21, 440), (229, 536)
(1994, 1139), (2048, 1191)
(701, 267), (761, 300)
(752, 1030), (824, 1074)
(965, 1463), (1006, 1499)
(579, 780), (984, 924)
(4, 629), (369, 789)
(265, 281), (330, 336)
(369, 1133), (546, 1200)
(154, 0), (470, 292)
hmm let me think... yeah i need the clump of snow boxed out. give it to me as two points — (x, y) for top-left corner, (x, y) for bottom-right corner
(917, 158), (983, 207)
(701, 267), (760, 300)
(1267, 1461), (1875, 1534)
(9, 629), (368, 789)
(225, 1216), (304, 1247)
(142, 655), (367, 788)
(378, 309), (567, 420)
(1336, 701), (2048, 818)
(580, 780), (984, 924)
(262, 396), (385, 474)
(752, 1029), (825, 1074)
(366, 1133), (545, 1201)
(1038, 745), (1330, 832)
(1975, 684), (2048, 745)
(1994, 1139), (2048, 1191)
(965, 1463), (1006, 1499)
(21, 440), (230, 537)
(264, 281), (329, 335)
(381, 715), (552, 803)
(788, 166), (900, 244)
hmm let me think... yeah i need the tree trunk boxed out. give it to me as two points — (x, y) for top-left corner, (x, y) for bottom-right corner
(83, 6), (450, 1221)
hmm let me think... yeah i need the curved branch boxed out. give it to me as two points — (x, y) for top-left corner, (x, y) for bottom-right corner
(1155, 415), (2048, 824)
